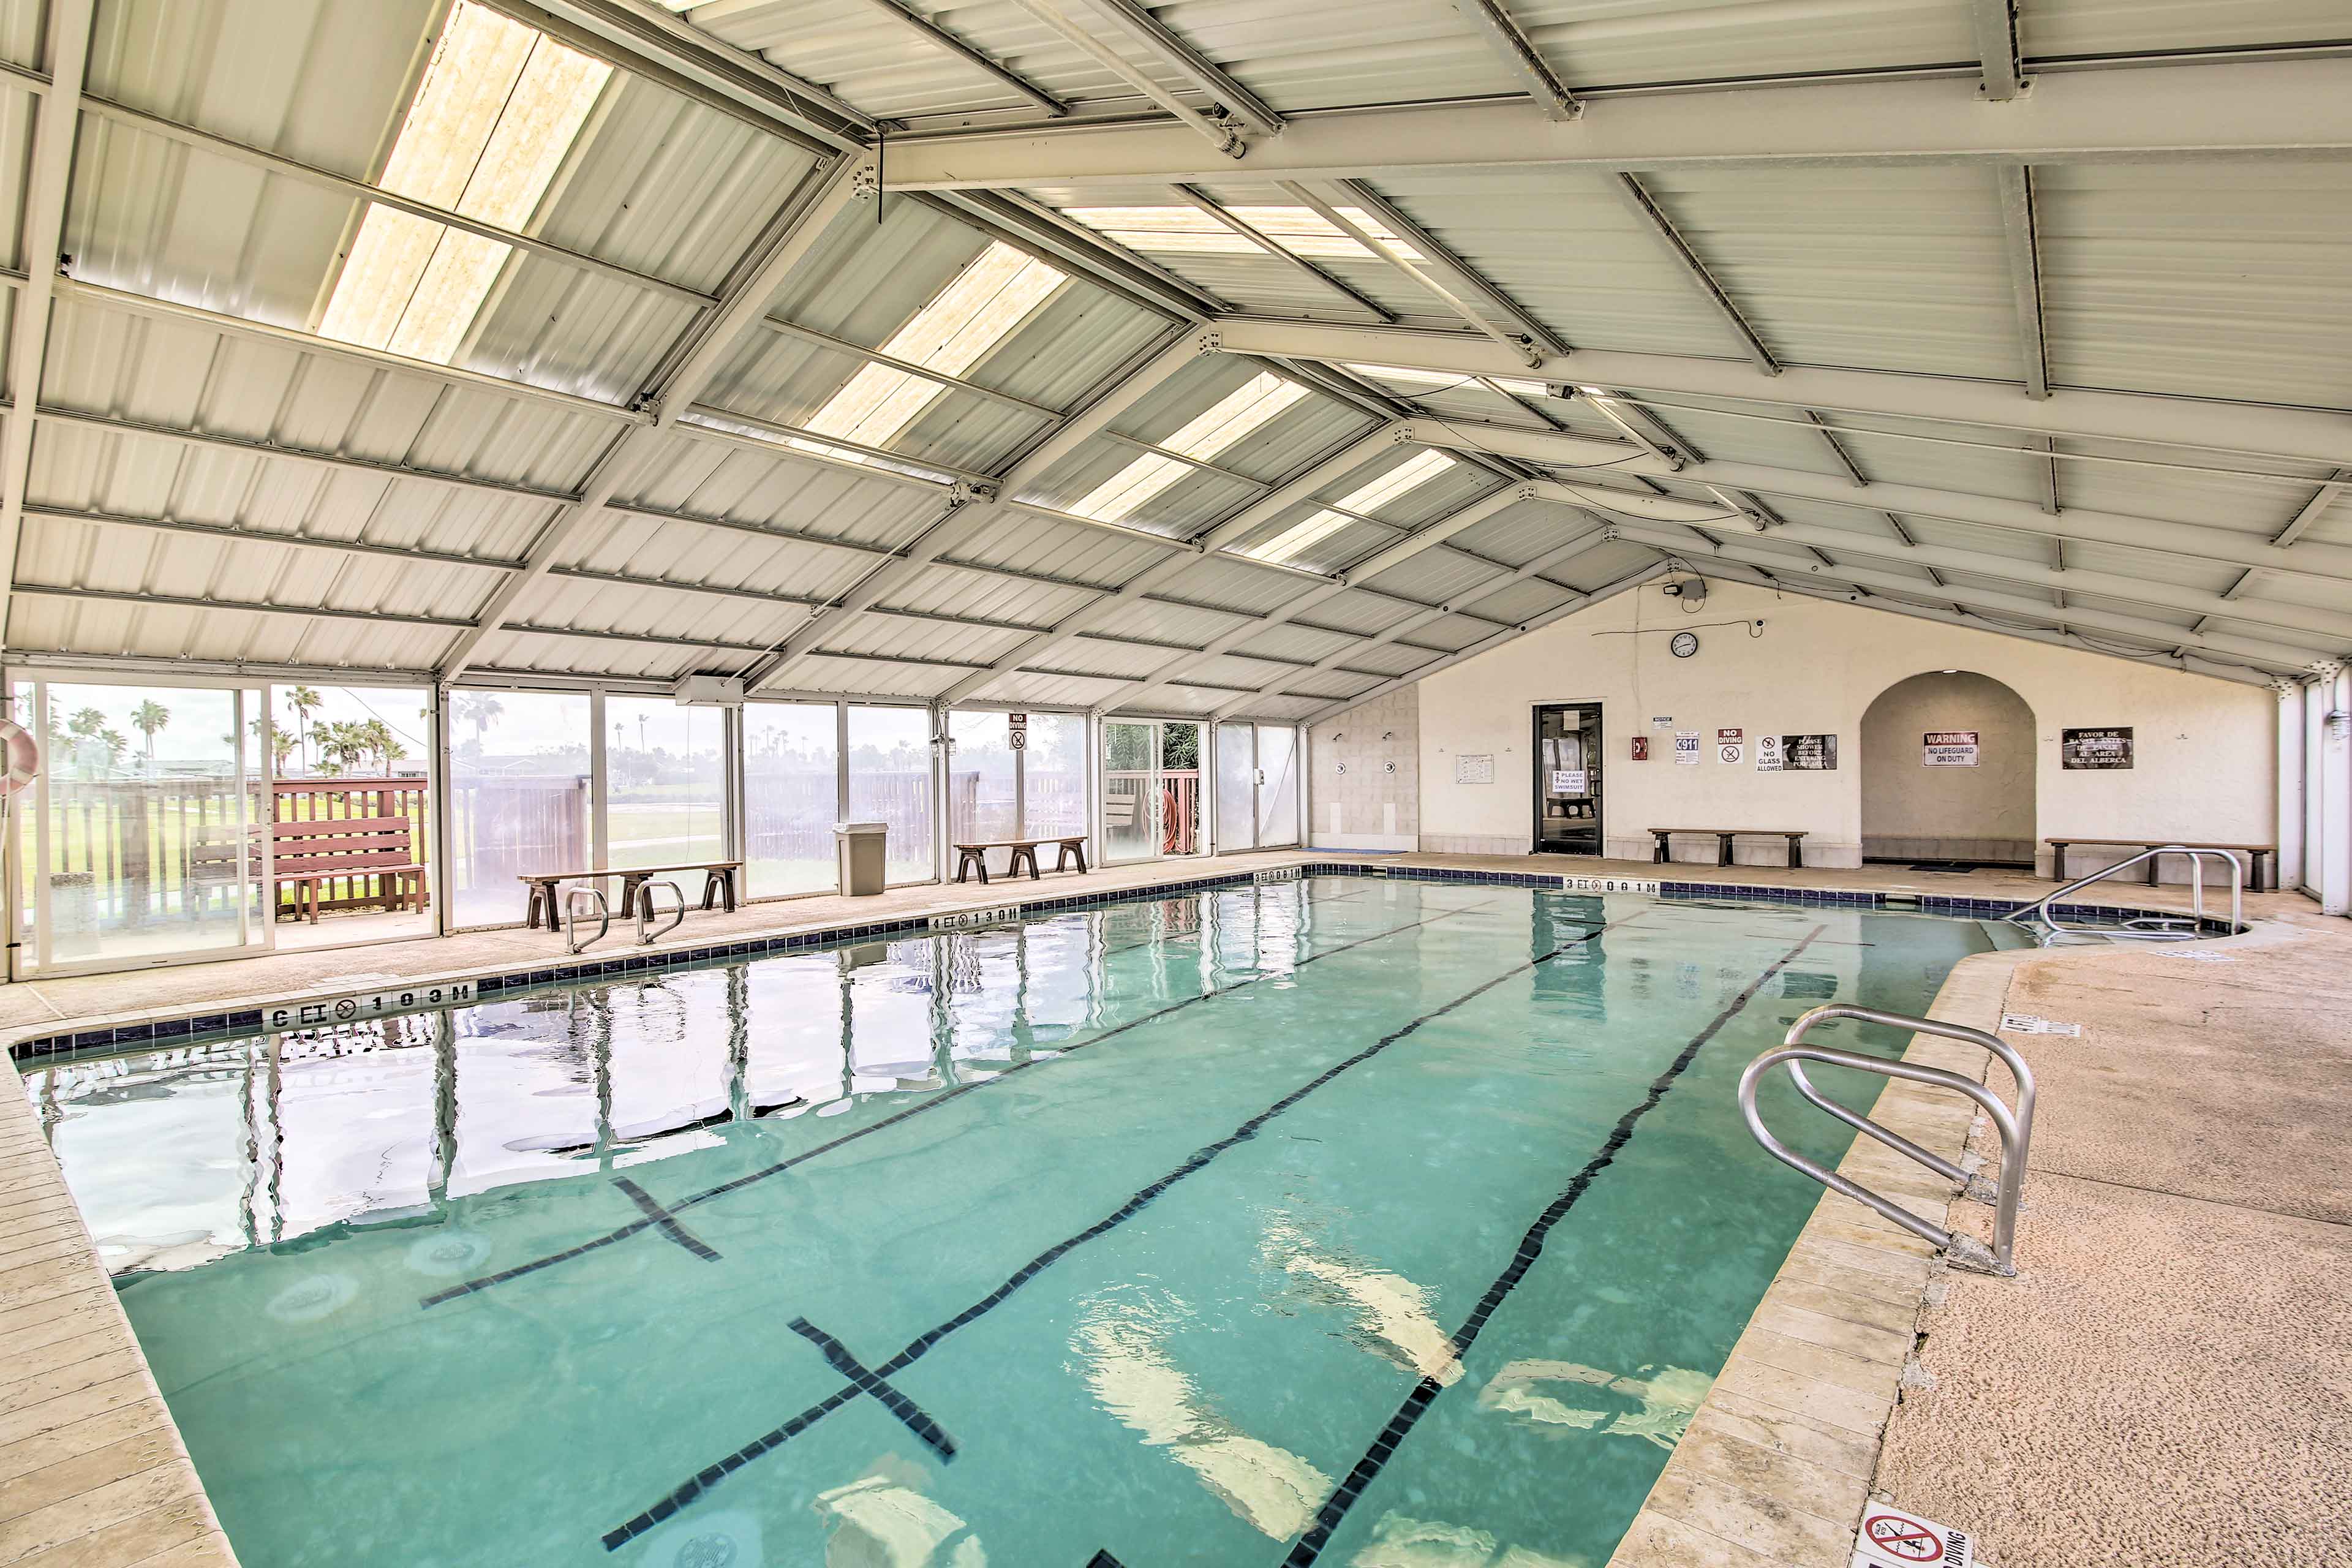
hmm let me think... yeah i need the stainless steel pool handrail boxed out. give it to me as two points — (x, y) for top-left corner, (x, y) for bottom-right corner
(564, 886), (611, 954)
(633, 880), (686, 945)
(1738, 1004), (2035, 1276)
(2007, 844), (2242, 943)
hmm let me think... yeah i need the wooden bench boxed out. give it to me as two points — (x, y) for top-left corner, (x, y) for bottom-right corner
(952, 836), (1088, 885)
(2046, 839), (2274, 892)
(1650, 827), (1807, 869)
(519, 861), (741, 930)
(272, 816), (426, 924)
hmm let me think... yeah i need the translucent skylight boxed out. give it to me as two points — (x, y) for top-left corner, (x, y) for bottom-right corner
(1065, 206), (1424, 262)
(320, 2), (611, 364)
(1068, 371), (1307, 525)
(796, 241), (1065, 458)
(1246, 448), (1457, 565)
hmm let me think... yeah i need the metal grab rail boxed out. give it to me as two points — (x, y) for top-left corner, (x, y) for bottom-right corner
(563, 886), (611, 954)
(633, 880), (687, 945)
(1739, 1004), (2036, 1276)
(2007, 843), (2242, 943)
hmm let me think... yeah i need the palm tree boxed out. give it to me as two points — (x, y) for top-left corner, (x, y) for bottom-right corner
(131, 699), (170, 771)
(358, 718), (407, 773)
(67, 707), (106, 739)
(285, 685), (323, 773)
(98, 728), (128, 769)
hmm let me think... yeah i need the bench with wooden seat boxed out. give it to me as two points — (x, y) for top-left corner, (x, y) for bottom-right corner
(519, 861), (741, 930)
(2045, 838), (2274, 892)
(272, 816), (426, 923)
(1649, 827), (1807, 869)
(952, 835), (1088, 884)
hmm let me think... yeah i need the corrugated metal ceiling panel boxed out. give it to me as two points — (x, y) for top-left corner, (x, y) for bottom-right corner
(1515, 0), (1969, 89)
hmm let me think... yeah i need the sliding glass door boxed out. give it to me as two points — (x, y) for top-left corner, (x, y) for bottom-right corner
(15, 677), (270, 976)
(1102, 718), (1203, 865)
(1210, 723), (1303, 853)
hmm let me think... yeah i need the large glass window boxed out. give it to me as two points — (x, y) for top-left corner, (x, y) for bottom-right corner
(270, 683), (435, 949)
(605, 697), (726, 875)
(1024, 713), (1088, 845)
(847, 705), (934, 884)
(448, 690), (590, 929)
(1215, 723), (1256, 853)
(744, 702), (840, 897)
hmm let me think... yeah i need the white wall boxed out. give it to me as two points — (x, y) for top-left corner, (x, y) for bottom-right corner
(1859, 671), (2037, 863)
(1412, 579), (2276, 876)
(1305, 685), (1419, 851)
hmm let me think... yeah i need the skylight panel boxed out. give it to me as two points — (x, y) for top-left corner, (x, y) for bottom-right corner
(1246, 448), (1457, 565)
(799, 241), (1066, 455)
(1063, 205), (1425, 262)
(319, 2), (611, 364)
(1068, 372), (1307, 525)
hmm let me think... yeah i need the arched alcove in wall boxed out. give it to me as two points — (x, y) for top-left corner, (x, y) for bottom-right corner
(1860, 671), (2038, 867)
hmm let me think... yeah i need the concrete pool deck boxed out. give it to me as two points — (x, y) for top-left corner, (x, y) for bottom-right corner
(1, 851), (2342, 1567)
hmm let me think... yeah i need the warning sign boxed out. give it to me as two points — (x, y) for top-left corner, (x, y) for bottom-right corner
(1853, 1504), (1973, 1567)
(1717, 727), (1744, 765)
(1673, 731), (1701, 766)
(2000, 1013), (2082, 1036)
(1008, 712), (1028, 751)
(1923, 730), (1979, 767)
(1755, 734), (1782, 771)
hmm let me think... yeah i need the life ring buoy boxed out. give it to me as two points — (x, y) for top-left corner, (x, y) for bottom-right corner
(0, 719), (36, 798)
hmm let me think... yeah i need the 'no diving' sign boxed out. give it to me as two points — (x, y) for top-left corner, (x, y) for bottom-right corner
(1853, 1505), (1973, 1568)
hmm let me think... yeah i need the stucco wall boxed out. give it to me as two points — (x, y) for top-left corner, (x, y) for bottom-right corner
(1305, 684), (1419, 851)
(1412, 579), (2276, 875)
(1860, 671), (2038, 862)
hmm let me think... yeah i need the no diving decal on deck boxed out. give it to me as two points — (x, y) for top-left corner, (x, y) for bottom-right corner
(1853, 1504), (1973, 1567)
(265, 980), (474, 1032)
(1999, 1012), (2082, 1036)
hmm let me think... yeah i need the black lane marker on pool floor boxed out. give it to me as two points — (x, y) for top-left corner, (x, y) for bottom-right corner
(600, 916), (1630, 1551)
(613, 1178), (722, 1263)
(1278, 922), (1826, 1567)
(788, 1318), (957, 1460)
(426, 892), (1498, 1312)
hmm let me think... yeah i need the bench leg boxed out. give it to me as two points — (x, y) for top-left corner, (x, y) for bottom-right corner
(2147, 856), (2161, 888)
(1055, 842), (1082, 873)
(1717, 833), (1733, 868)
(701, 871), (719, 911)
(1787, 834), (1803, 870)
(1013, 846), (1041, 881)
(1653, 833), (1667, 865)
(722, 869), (737, 913)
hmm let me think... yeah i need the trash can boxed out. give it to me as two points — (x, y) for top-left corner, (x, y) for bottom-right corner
(835, 821), (888, 897)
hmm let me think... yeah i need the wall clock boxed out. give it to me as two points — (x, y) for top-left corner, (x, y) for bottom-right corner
(1669, 630), (1700, 659)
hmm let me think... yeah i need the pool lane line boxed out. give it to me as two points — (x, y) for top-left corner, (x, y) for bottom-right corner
(1278, 922), (1826, 1567)
(788, 1317), (957, 1461)
(423, 894), (1505, 1312)
(598, 915), (1631, 1552)
(612, 1178), (722, 1264)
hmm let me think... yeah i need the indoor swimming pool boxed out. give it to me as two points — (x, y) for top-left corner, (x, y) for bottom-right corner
(24, 876), (2011, 1567)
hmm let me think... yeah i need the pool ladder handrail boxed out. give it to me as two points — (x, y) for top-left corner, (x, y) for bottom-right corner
(1738, 1003), (2036, 1276)
(563, 886), (611, 954)
(2006, 844), (2242, 945)
(633, 880), (687, 946)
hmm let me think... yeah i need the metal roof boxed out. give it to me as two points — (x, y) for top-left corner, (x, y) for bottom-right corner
(2, 0), (2345, 727)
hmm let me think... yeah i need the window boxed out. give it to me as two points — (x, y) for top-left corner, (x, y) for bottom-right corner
(797, 241), (1065, 461)
(846, 706), (934, 884)
(743, 702), (840, 898)
(1022, 714), (1088, 846)
(320, 2), (609, 364)
(948, 711), (1019, 875)
(448, 691), (590, 929)
(1068, 371), (1308, 527)
(605, 697), (726, 876)
(1247, 448), (1457, 565)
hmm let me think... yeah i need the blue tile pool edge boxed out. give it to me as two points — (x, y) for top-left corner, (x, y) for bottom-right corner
(6, 862), (2237, 1064)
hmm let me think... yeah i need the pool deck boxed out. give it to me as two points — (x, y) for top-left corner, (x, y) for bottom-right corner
(1, 850), (2342, 1567)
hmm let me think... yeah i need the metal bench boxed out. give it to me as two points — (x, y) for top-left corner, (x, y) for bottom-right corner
(1649, 827), (1807, 869)
(520, 860), (741, 930)
(952, 835), (1088, 885)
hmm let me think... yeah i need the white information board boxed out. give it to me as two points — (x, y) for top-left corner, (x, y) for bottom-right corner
(1455, 752), (1496, 784)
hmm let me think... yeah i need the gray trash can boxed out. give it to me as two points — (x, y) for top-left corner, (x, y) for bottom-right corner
(835, 821), (888, 897)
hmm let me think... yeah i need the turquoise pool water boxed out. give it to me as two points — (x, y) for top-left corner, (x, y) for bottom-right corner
(26, 878), (2004, 1567)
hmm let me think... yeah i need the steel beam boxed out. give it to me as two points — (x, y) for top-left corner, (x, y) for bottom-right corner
(1088, 0), (1284, 134)
(1292, 561), (1670, 723)
(1330, 179), (1570, 357)
(682, 403), (1001, 489)
(1212, 524), (1618, 716)
(1444, 0), (1578, 121)
(843, 0), (1068, 116)
(998, 0), (1242, 156)
(1169, 186), (1393, 321)
(1200, 318), (2352, 467)
(2275, 468), (2348, 547)
(0, 0), (91, 649)
(1994, 163), (2050, 398)
(1609, 174), (1778, 372)
(1280, 183), (1542, 368)
(875, 56), (2352, 190)
(746, 334), (1208, 692)
(1971, 0), (2027, 102)
(1411, 420), (2352, 582)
